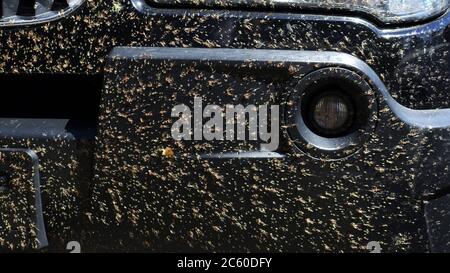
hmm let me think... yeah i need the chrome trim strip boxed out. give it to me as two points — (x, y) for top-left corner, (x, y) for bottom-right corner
(131, 0), (450, 38)
(200, 152), (286, 159)
(110, 47), (450, 129)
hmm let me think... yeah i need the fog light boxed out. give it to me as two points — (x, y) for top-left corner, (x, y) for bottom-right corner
(309, 92), (354, 137)
(287, 67), (377, 159)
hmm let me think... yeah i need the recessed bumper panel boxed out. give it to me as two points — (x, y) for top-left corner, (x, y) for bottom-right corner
(87, 47), (450, 252)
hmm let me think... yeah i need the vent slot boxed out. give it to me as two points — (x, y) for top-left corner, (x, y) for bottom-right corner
(51, 0), (69, 11)
(17, 0), (36, 16)
(0, 74), (103, 129)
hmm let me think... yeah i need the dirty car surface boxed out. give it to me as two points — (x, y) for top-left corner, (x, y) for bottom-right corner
(0, 0), (450, 253)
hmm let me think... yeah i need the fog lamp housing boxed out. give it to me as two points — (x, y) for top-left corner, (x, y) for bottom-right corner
(285, 68), (378, 160)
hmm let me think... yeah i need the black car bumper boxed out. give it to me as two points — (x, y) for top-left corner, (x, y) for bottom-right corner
(0, 0), (449, 252)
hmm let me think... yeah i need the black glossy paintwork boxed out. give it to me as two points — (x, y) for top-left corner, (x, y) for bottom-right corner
(0, 119), (94, 251)
(0, 0), (449, 252)
(85, 48), (440, 252)
(0, 0), (449, 109)
(0, 149), (42, 250)
(425, 194), (450, 252)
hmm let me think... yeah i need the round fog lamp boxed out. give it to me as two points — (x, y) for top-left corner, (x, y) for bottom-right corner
(311, 94), (353, 135)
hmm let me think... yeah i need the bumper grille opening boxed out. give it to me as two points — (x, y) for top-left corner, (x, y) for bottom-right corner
(51, 0), (69, 11)
(16, 0), (36, 16)
(0, 74), (103, 132)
